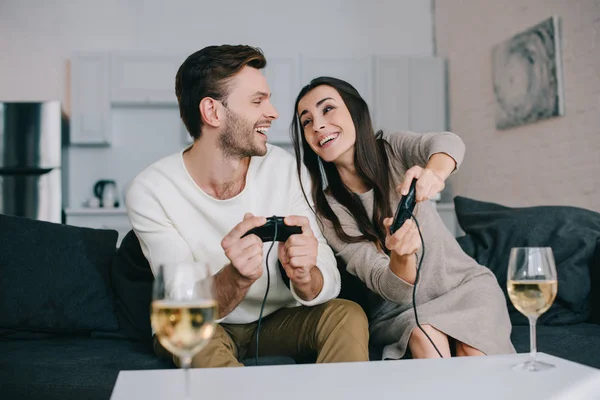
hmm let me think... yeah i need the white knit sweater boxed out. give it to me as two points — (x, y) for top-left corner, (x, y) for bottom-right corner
(126, 144), (340, 324)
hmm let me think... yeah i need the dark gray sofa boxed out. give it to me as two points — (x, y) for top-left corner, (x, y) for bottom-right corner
(340, 196), (600, 366)
(0, 215), (173, 400)
(0, 216), (292, 400)
(1, 196), (599, 399)
(452, 196), (600, 367)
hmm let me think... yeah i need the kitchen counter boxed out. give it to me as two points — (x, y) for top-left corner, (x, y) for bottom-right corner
(64, 207), (128, 215)
(64, 208), (131, 246)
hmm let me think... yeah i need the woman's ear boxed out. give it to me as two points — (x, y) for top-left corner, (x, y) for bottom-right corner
(199, 98), (223, 128)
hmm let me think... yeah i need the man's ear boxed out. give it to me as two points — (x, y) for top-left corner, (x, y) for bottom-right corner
(199, 98), (224, 128)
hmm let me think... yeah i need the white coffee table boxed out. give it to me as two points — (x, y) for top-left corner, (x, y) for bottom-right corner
(110, 353), (600, 400)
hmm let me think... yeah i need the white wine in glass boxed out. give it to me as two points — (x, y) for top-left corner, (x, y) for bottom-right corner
(507, 247), (558, 372)
(151, 263), (217, 397)
(151, 300), (217, 357)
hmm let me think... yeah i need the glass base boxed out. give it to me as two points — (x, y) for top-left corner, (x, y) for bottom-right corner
(513, 359), (555, 372)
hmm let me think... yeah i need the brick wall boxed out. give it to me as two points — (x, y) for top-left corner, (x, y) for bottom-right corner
(435, 0), (600, 213)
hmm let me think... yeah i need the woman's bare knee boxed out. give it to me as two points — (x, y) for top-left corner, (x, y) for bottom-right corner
(455, 341), (485, 357)
(408, 324), (451, 359)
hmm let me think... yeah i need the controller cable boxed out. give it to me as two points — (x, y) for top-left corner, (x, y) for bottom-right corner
(254, 217), (277, 366)
(406, 210), (443, 358)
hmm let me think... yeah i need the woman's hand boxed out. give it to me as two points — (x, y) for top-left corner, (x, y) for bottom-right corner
(397, 153), (457, 202)
(383, 217), (421, 258)
(383, 217), (421, 284)
(396, 166), (445, 202)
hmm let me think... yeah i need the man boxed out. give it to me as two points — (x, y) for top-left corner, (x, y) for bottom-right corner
(126, 45), (369, 367)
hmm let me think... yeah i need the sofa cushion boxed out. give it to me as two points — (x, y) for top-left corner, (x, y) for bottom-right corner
(510, 324), (600, 369)
(454, 196), (600, 326)
(0, 337), (173, 400)
(0, 215), (119, 334)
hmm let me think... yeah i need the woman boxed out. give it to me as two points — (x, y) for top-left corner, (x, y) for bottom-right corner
(290, 76), (515, 359)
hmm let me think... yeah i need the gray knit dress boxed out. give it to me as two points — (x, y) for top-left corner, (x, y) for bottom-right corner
(321, 131), (515, 360)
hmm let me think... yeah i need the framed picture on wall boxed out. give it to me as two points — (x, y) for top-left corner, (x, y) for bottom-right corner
(492, 15), (564, 130)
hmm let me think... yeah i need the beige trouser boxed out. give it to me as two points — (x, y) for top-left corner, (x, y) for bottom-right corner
(154, 299), (369, 367)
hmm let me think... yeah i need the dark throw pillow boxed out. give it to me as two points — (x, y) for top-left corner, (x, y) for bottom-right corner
(0, 214), (119, 335)
(454, 196), (600, 326)
(110, 229), (155, 348)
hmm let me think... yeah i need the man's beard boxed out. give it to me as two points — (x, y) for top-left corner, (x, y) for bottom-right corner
(219, 108), (267, 158)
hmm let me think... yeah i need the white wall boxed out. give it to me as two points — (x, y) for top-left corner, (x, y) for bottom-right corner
(435, 0), (600, 213)
(0, 0), (434, 101)
(0, 0), (434, 207)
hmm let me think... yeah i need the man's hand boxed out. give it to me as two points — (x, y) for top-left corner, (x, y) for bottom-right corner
(220, 213), (267, 282)
(278, 216), (318, 285)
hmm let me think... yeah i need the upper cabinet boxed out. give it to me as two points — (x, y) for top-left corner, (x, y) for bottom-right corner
(408, 57), (446, 132)
(299, 55), (446, 134)
(302, 56), (374, 111)
(70, 52), (111, 145)
(110, 53), (185, 105)
(70, 51), (187, 145)
(373, 57), (411, 133)
(373, 56), (447, 133)
(263, 57), (301, 144)
(69, 52), (447, 146)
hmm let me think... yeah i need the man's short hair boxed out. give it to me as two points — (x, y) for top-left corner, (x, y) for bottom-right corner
(175, 45), (267, 140)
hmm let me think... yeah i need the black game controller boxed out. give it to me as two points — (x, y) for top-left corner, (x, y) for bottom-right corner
(242, 216), (303, 242)
(390, 179), (417, 235)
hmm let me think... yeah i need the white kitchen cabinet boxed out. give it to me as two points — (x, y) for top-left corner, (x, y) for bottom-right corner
(373, 56), (447, 133)
(110, 53), (186, 105)
(70, 52), (112, 145)
(69, 52), (447, 147)
(373, 56), (411, 133)
(65, 208), (132, 247)
(298, 55), (446, 137)
(408, 57), (447, 132)
(301, 56), (374, 111)
(264, 57), (301, 144)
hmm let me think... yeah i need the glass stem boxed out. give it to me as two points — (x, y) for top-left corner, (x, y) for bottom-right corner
(528, 316), (537, 362)
(181, 356), (192, 398)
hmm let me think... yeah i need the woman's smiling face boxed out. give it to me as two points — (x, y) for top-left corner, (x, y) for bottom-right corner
(297, 85), (356, 164)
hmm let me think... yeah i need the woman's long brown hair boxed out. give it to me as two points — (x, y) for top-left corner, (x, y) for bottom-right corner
(290, 77), (394, 251)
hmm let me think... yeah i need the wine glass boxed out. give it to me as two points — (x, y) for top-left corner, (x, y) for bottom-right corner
(150, 262), (217, 397)
(507, 247), (558, 372)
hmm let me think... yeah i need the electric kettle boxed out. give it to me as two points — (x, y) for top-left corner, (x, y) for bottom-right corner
(94, 180), (119, 208)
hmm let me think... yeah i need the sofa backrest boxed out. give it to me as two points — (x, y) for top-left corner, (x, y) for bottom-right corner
(0, 214), (119, 337)
(590, 241), (600, 325)
(454, 196), (600, 326)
